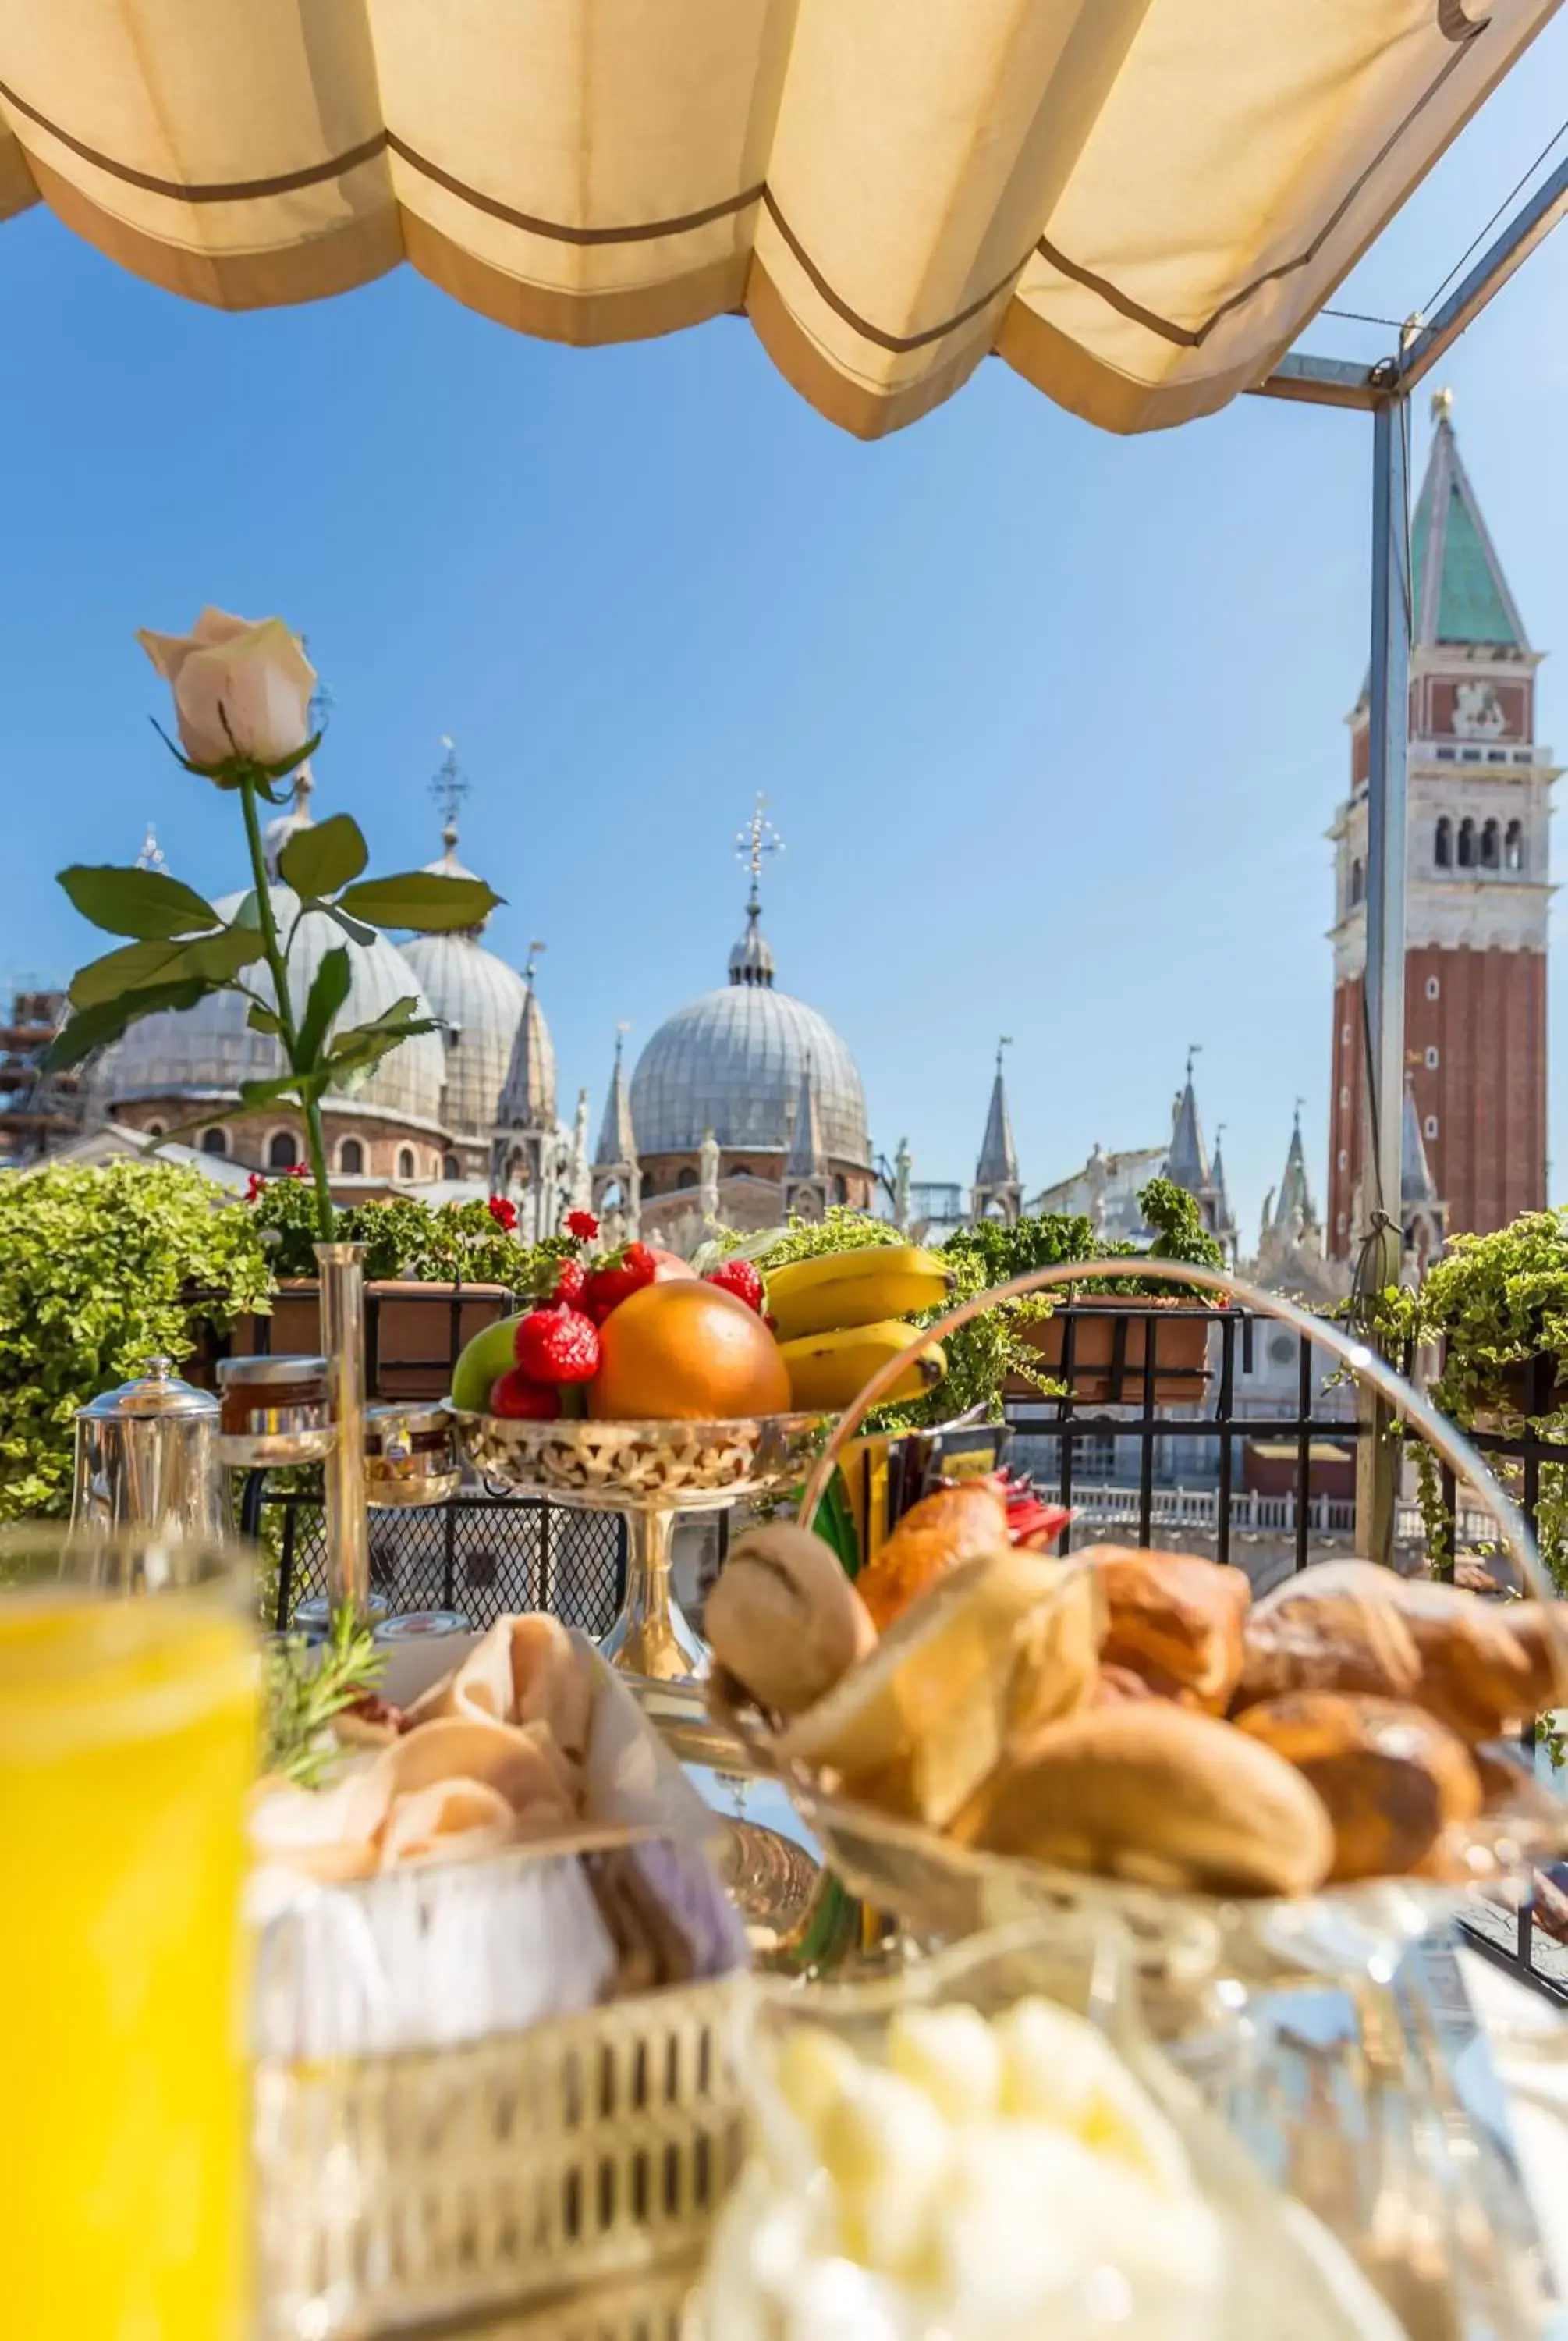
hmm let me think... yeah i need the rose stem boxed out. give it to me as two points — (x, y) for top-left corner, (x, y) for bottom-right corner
(237, 769), (335, 1240)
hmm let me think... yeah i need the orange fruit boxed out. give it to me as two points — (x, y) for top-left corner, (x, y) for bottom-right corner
(587, 1278), (791, 1422)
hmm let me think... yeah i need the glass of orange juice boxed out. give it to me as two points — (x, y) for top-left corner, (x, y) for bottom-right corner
(0, 1525), (257, 2341)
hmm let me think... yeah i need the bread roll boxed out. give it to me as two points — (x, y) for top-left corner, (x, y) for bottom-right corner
(1234, 1560), (1422, 1712)
(1081, 1546), (1250, 1713)
(1234, 1693), (1480, 1881)
(856, 1480), (1009, 1632)
(704, 1522), (877, 1717)
(951, 1703), (1334, 1899)
(778, 1547), (1104, 1828)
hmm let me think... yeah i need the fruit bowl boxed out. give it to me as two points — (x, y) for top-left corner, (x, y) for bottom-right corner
(445, 1406), (833, 1683)
(444, 1406), (831, 1510)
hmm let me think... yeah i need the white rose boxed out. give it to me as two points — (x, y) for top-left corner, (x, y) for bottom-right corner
(138, 606), (316, 766)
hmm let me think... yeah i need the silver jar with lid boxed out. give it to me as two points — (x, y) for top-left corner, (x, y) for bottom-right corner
(70, 1357), (226, 1541)
(215, 1353), (337, 1468)
(364, 1401), (462, 1508)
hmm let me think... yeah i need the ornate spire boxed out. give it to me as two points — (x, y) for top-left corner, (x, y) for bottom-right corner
(729, 793), (783, 987)
(261, 766), (314, 880)
(495, 941), (555, 1131)
(975, 1037), (1018, 1188)
(1166, 1044), (1211, 1195)
(1270, 1097), (1318, 1234)
(594, 1023), (637, 1170)
(786, 1055), (826, 1180)
(971, 1037), (1021, 1224)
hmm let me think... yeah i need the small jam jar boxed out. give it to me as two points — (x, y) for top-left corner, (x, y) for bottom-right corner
(364, 1402), (462, 1508)
(215, 1354), (335, 1466)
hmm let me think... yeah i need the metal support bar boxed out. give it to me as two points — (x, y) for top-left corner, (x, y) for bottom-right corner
(1249, 351), (1382, 410)
(1398, 148), (1568, 392)
(1356, 393), (1412, 1564)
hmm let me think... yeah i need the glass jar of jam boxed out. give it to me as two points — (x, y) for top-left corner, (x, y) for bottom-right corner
(214, 1355), (335, 1465)
(364, 1403), (461, 1508)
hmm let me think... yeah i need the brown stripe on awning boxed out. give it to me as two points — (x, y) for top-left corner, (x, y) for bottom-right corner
(1035, 37), (1478, 350)
(389, 134), (763, 247)
(0, 80), (387, 202)
(761, 190), (1030, 357)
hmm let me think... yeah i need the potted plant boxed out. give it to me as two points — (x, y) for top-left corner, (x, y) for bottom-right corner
(225, 1181), (528, 1399)
(949, 1178), (1226, 1405)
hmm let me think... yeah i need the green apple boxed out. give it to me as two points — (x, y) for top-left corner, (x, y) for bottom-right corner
(451, 1313), (528, 1413)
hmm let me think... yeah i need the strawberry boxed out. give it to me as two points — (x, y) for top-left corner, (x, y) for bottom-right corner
(704, 1258), (764, 1314)
(514, 1303), (601, 1385)
(490, 1368), (562, 1420)
(582, 1241), (658, 1322)
(550, 1256), (588, 1308)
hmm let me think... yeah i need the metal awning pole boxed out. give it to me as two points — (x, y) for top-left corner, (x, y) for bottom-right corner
(1356, 391), (1411, 1563)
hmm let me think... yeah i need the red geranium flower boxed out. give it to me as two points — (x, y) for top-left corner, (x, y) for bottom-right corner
(566, 1210), (600, 1242)
(245, 1171), (266, 1202)
(288, 1162), (310, 1179)
(488, 1195), (520, 1232)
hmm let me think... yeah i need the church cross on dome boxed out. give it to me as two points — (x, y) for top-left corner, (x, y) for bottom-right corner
(429, 736), (470, 857)
(729, 794), (783, 988)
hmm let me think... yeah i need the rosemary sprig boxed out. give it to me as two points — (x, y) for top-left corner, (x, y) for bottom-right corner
(263, 1602), (386, 1787)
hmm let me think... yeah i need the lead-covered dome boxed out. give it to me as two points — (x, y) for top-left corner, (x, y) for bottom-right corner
(100, 881), (448, 1128)
(401, 827), (530, 1139)
(630, 897), (869, 1165)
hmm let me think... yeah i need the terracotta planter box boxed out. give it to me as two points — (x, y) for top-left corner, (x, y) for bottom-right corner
(229, 1281), (513, 1401)
(1006, 1295), (1214, 1405)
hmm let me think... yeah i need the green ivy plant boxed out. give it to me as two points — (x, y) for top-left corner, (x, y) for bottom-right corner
(44, 634), (499, 1242)
(0, 1160), (271, 1521)
(1358, 1209), (1568, 1595)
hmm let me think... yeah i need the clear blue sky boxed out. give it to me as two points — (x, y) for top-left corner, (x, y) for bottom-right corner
(2, 30), (1566, 1244)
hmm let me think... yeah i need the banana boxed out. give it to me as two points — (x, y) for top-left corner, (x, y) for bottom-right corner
(780, 1320), (948, 1413)
(767, 1245), (955, 1341)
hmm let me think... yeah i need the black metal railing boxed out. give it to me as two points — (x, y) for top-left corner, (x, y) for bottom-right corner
(1001, 1302), (1363, 1576)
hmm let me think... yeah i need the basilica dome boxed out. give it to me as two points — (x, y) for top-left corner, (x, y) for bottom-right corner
(630, 899), (870, 1167)
(400, 829), (531, 1143)
(101, 880), (448, 1129)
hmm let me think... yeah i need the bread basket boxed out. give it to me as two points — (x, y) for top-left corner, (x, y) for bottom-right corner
(717, 1260), (1568, 1998)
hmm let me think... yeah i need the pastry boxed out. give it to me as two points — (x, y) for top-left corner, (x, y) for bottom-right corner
(951, 1702), (1335, 1898)
(1235, 1560), (1566, 1742)
(777, 1547), (1104, 1828)
(1081, 1546), (1250, 1713)
(704, 1521), (877, 1717)
(1234, 1693), (1481, 1881)
(1392, 1581), (1562, 1742)
(856, 1480), (1010, 1632)
(1233, 1560), (1423, 1711)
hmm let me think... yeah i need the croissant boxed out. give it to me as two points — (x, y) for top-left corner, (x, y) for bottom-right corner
(856, 1480), (1009, 1631)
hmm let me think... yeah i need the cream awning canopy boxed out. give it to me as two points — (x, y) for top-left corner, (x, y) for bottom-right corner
(0, 1), (1553, 439)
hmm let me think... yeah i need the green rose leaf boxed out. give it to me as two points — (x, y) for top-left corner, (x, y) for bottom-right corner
(294, 946), (353, 1071)
(321, 902), (378, 948)
(335, 872), (502, 934)
(69, 925), (266, 1011)
(42, 979), (211, 1071)
(59, 865), (218, 941)
(279, 813), (368, 901)
(247, 1001), (284, 1036)
(236, 1071), (329, 1111)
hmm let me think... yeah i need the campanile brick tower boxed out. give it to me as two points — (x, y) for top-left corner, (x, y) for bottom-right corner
(1328, 391), (1556, 1258)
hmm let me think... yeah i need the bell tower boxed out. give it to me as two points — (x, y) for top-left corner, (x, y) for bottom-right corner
(1328, 392), (1555, 1256)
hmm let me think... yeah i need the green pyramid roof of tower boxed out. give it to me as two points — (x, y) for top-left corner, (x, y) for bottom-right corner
(1410, 402), (1527, 652)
